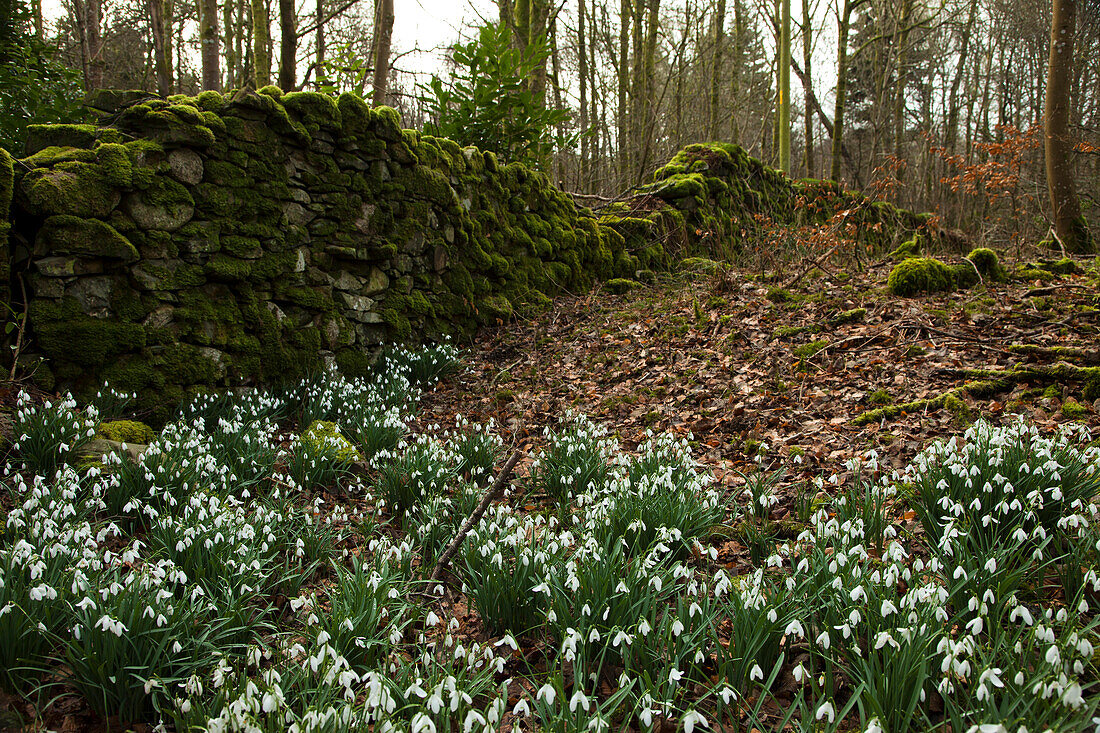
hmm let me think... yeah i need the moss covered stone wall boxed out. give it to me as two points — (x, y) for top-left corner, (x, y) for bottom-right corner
(6, 88), (623, 419)
(597, 143), (937, 272)
(2, 94), (930, 420)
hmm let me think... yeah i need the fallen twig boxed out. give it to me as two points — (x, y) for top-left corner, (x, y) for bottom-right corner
(428, 450), (524, 585)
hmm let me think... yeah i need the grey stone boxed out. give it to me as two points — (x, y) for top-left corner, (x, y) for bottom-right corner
(365, 267), (389, 295)
(179, 221), (220, 253)
(266, 301), (287, 322)
(282, 202), (312, 227)
(340, 292), (375, 311)
(77, 438), (146, 463)
(433, 245), (448, 273)
(295, 249), (308, 273)
(67, 276), (115, 315)
(143, 304), (174, 329)
(122, 192), (195, 231)
(444, 225), (455, 243)
(333, 271), (364, 292)
(354, 203), (377, 234)
(168, 148), (204, 185)
(197, 347), (228, 381)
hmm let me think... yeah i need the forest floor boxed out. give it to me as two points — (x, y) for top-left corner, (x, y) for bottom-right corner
(417, 253), (1100, 503)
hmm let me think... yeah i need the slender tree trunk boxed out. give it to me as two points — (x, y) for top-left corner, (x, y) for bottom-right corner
(31, 0), (43, 40)
(709, 0), (726, 139)
(801, 0), (813, 176)
(618, 0), (631, 184)
(278, 0), (295, 89)
(891, 0), (914, 169)
(945, 0), (976, 153)
(515, 0), (530, 51)
(830, 0), (852, 181)
(149, 0), (173, 95)
(729, 0), (744, 139)
(636, 0), (660, 179)
(371, 0), (393, 105)
(252, 0), (271, 87)
(549, 16), (563, 181)
(76, 0), (104, 90)
(778, 0), (791, 172)
(222, 0), (236, 88)
(578, 0), (590, 191)
(200, 0), (220, 90)
(1045, 0), (1091, 252)
(529, 0), (548, 107)
(315, 0), (324, 84)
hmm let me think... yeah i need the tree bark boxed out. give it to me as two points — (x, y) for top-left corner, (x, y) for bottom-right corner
(528, 0), (549, 107)
(800, 0), (813, 176)
(578, 0), (589, 190)
(617, 0), (630, 184)
(829, 0), (852, 181)
(315, 0), (324, 84)
(708, 0), (726, 140)
(778, 0), (791, 172)
(200, 0), (221, 90)
(278, 0), (296, 89)
(371, 0), (393, 106)
(252, 0), (271, 88)
(149, 0), (173, 95)
(1045, 0), (1092, 252)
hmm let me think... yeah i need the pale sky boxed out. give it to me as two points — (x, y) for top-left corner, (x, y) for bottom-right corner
(394, 0), (498, 77)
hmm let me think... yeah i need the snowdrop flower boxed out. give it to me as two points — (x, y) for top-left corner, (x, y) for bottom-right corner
(682, 710), (708, 733)
(668, 668), (684, 684)
(749, 664), (763, 682)
(569, 689), (591, 713)
(536, 684), (556, 706)
(816, 701), (836, 723)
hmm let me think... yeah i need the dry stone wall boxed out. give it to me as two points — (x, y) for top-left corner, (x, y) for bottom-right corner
(1, 89), (934, 420)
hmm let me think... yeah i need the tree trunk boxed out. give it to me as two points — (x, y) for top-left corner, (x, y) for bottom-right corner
(315, 0), (324, 84)
(371, 0), (394, 106)
(278, 0), (296, 89)
(82, 0), (103, 89)
(777, 0), (791, 172)
(944, 0), (977, 153)
(729, 0), (744, 139)
(528, 0), (549, 107)
(1045, 0), (1092, 252)
(800, 0), (813, 176)
(708, 0), (726, 140)
(252, 0), (271, 88)
(578, 0), (589, 190)
(829, 0), (852, 181)
(149, 0), (173, 95)
(200, 0), (220, 90)
(636, 0), (660, 179)
(617, 0), (630, 184)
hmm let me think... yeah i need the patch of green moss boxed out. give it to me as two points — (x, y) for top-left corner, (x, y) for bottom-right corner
(887, 257), (954, 297)
(829, 308), (866, 326)
(605, 278), (643, 295)
(793, 339), (828, 359)
(1062, 398), (1089, 419)
(301, 420), (360, 462)
(868, 389), (893, 406)
(97, 420), (156, 444)
(889, 238), (921, 259)
(965, 248), (1007, 282)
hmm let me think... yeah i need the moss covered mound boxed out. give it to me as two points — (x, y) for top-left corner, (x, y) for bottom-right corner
(887, 257), (955, 297)
(97, 419), (156, 444)
(301, 420), (360, 462)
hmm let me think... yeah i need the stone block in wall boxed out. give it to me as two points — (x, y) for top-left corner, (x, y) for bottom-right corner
(35, 215), (138, 262)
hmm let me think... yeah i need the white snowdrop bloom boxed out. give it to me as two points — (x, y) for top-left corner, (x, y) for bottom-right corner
(864, 718), (884, 733)
(411, 713), (436, 733)
(719, 687), (737, 704)
(638, 618), (652, 636)
(815, 701), (836, 723)
(569, 689), (591, 713)
(536, 684), (556, 706)
(749, 664), (763, 682)
(1062, 682), (1084, 708)
(784, 620), (805, 638)
(512, 698), (531, 717)
(681, 710), (708, 733)
(672, 619), (686, 637)
(668, 668), (684, 684)
(1045, 646), (1061, 666)
(463, 710), (486, 733)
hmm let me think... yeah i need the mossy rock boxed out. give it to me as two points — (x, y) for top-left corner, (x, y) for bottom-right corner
(97, 419), (156, 444)
(965, 247), (1007, 282)
(36, 215), (138, 262)
(605, 278), (643, 295)
(828, 308), (866, 326)
(888, 238), (921, 260)
(301, 420), (361, 462)
(1062, 398), (1089, 420)
(887, 257), (954, 297)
